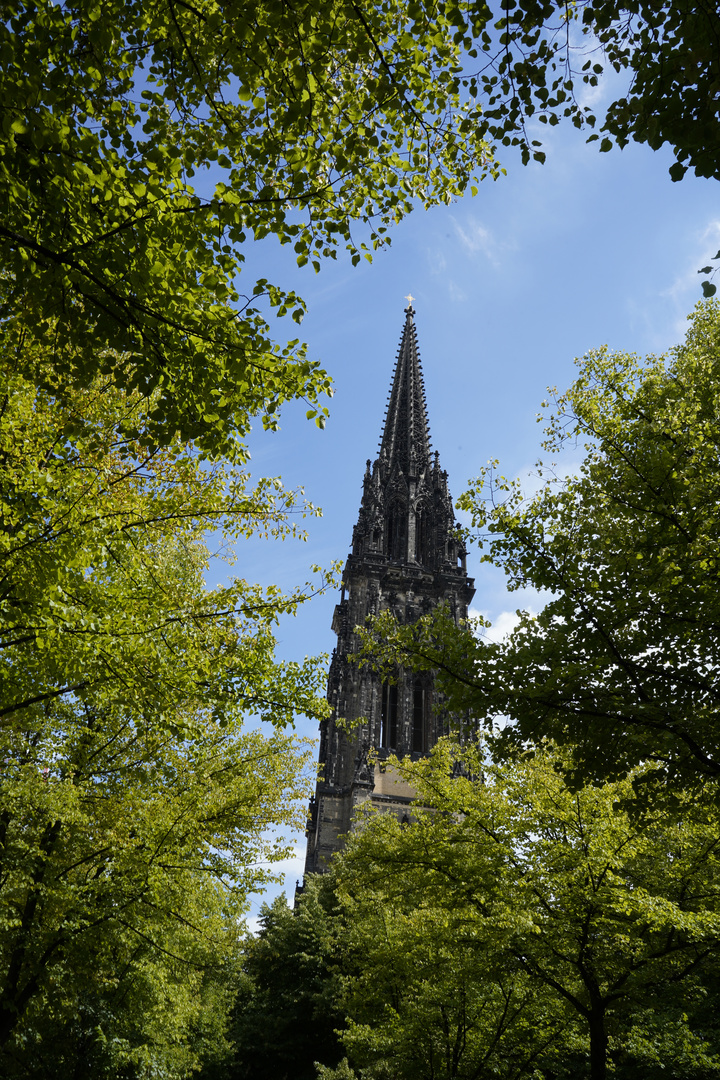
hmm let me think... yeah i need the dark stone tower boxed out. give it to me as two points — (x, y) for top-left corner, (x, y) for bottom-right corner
(303, 304), (475, 874)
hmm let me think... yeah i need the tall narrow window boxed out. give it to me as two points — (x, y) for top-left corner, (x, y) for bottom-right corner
(381, 682), (398, 749)
(386, 502), (406, 561)
(415, 507), (427, 564)
(412, 682), (426, 753)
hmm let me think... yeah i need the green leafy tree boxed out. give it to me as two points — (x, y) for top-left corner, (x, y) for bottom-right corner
(335, 741), (720, 1080)
(4, 0), (719, 457)
(0, 0), (501, 453)
(362, 300), (720, 786)
(455, 1), (720, 182)
(0, 358), (328, 1074)
(225, 873), (345, 1080)
(0, 339), (330, 732)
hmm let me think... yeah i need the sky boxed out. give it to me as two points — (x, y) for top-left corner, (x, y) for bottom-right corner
(209, 99), (720, 923)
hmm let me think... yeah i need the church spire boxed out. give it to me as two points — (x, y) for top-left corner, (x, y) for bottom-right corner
(379, 303), (431, 477)
(301, 305), (476, 877)
(350, 304), (466, 572)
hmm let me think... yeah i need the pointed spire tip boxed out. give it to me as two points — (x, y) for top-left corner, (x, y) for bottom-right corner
(378, 302), (431, 474)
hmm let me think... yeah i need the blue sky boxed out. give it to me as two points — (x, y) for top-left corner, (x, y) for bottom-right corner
(211, 109), (719, 921)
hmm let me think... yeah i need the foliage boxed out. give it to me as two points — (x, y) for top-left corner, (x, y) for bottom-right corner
(592, 0), (720, 182)
(0, 360), (328, 1074)
(360, 301), (720, 786)
(455, 1), (720, 181)
(315, 1061), (358, 1080)
(698, 248), (720, 299)
(0, 346), (330, 733)
(3, 0), (718, 456)
(0, 0), (501, 454)
(335, 740), (720, 1080)
(225, 873), (345, 1080)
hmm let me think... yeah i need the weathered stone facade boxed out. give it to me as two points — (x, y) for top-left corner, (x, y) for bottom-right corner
(303, 304), (475, 875)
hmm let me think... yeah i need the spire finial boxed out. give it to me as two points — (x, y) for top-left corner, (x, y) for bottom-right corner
(404, 293), (415, 309)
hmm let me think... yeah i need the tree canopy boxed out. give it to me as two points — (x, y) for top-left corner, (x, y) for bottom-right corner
(458, 0), (720, 182)
(0, 359), (328, 1073)
(226, 874), (345, 1080)
(2, 0), (718, 455)
(0, 344), (329, 733)
(335, 741), (720, 1080)
(0, 0), (499, 454)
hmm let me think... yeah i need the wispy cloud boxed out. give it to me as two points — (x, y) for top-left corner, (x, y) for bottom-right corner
(469, 579), (547, 643)
(243, 845), (308, 931)
(450, 216), (510, 265)
(470, 607), (527, 643)
(659, 217), (720, 339)
(426, 243), (467, 302)
(448, 279), (468, 303)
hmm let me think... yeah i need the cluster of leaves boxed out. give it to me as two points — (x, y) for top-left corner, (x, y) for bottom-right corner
(220, 874), (346, 1080)
(0, 716), (311, 1077)
(699, 249), (720, 298)
(250, 740), (720, 1080)
(4, 0), (717, 461)
(332, 740), (720, 1080)
(0, 342), (330, 733)
(415, 1), (720, 179)
(0, 0), (503, 455)
(0, 356), (331, 1074)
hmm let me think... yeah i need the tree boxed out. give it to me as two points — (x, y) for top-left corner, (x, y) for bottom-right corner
(337, 851), (566, 1080)
(4, 1), (719, 458)
(0, 720), (306, 1079)
(362, 300), (720, 786)
(456, 1), (720, 181)
(335, 740), (720, 1080)
(225, 874), (345, 1080)
(0, 0), (501, 454)
(0, 358), (328, 1073)
(0, 340), (330, 731)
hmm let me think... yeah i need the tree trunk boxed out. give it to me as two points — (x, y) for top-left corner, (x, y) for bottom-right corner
(588, 1002), (608, 1080)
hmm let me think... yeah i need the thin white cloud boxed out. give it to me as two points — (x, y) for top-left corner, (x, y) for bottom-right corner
(450, 216), (509, 265)
(470, 607), (526, 643)
(430, 250), (448, 273)
(519, 458), (584, 499)
(243, 842), (307, 933)
(660, 218), (720, 338)
(448, 279), (468, 303)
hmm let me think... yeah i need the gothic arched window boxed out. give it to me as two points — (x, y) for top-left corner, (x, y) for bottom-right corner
(380, 682), (398, 750)
(415, 504), (429, 564)
(412, 679), (427, 754)
(385, 502), (406, 561)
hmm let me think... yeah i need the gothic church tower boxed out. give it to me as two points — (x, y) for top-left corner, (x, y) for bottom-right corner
(304, 304), (475, 874)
